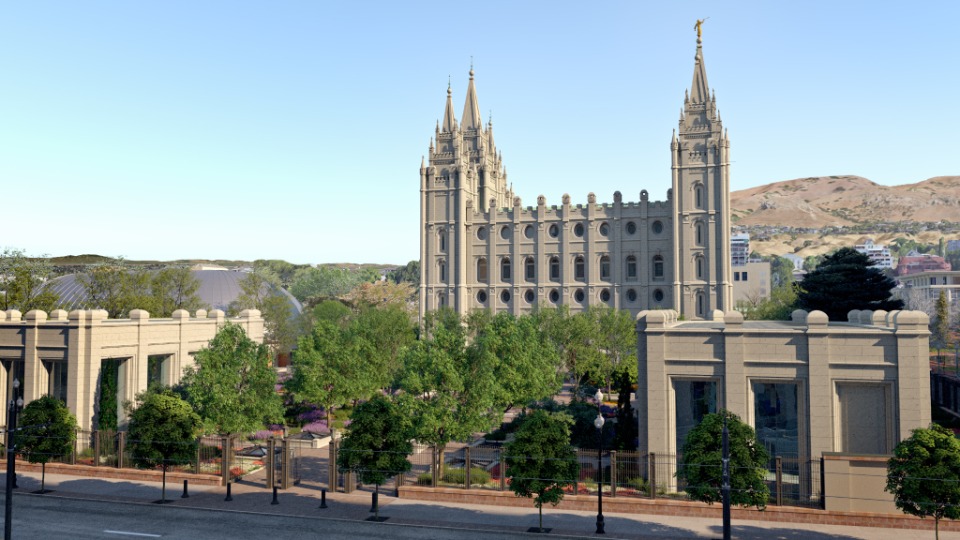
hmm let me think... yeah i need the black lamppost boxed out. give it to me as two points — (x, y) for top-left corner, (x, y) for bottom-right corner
(594, 388), (605, 535)
(5, 378), (24, 540)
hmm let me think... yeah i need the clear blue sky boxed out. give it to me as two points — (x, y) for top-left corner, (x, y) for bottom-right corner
(2, 2), (956, 265)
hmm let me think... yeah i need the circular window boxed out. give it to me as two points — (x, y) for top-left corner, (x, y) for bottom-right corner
(501, 290), (511, 303)
(599, 289), (611, 302)
(626, 289), (637, 302)
(548, 224), (559, 238)
(574, 223), (584, 237)
(477, 290), (487, 303)
(653, 289), (664, 302)
(500, 226), (510, 240)
(524, 225), (534, 239)
(524, 290), (535, 303)
(625, 221), (636, 235)
(652, 221), (664, 234)
(574, 289), (585, 302)
(549, 289), (560, 303)
(599, 223), (609, 237)
(477, 227), (487, 240)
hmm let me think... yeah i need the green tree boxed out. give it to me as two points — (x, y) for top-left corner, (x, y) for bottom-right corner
(398, 309), (498, 474)
(311, 299), (352, 326)
(18, 395), (78, 493)
(286, 320), (365, 426)
(504, 410), (578, 532)
(230, 271), (300, 356)
(386, 260), (420, 285)
(181, 323), (283, 434)
(473, 312), (562, 414)
(79, 259), (158, 318)
(742, 283), (799, 321)
(349, 304), (416, 391)
(0, 248), (61, 312)
(289, 265), (378, 302)
(768, 255), (795, 290)
(933, 290), (950, 352)
(797, 248), (903, 321)
(150, 267), (206, 317)
(591, 306), (637, 392)
(127, 388), (202, 503)
(612, 371), (638, 451)
(536, 307), (602, 395)
(675, 410), (769, 509)
(336, 396), (412, 520)
(886, 424), (960, 540)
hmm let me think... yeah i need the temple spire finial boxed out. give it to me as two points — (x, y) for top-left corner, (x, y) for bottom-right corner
(688, 21), (710, 103)
(441, 76), (456, 132)
(462, 64), (482, 130)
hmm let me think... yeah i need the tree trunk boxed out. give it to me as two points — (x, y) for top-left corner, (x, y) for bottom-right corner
(936, 516), (940, 540)
(41, 462), (46, 493)
(375, 483), (380, 520)
(538, 503), (543, 532)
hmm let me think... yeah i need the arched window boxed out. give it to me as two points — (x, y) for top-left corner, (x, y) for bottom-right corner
(438, 260), (446, 282)
(626, 256), (637, 280)
(525, 257), (535, 281)
(549, 256), (560, 281)
(437, 292), (445, 307)
(477, 258), (488, 283)
(574, 256), (585, 281)
(439, 230), (446, 252)
(696, 255), (704, 279)
(600, 255), (611, 280)
(694, 184), (704, 209)
(695, 222), (704, 246)
(501, 257), (511, 281)
(653, 255), (664, 279)
(697, 290), (705, 317)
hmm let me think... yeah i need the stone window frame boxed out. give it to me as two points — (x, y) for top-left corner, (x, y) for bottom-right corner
(524, 257), (536, 282)
(549, 256), (561, 281)
(653, 255), (665, 280)
(549, 289), (561, 303)
(573, 223), (585, 237)
(501, 257), (512, 282)
(832, 380), (895, 454)
(476, 290), (488, 304)
(667, 376), (722, 456)
(574, 256), (586, 282)
(477, 257), (488, 283)
(524, 289), (535, 304)
(746, 378), (808, 464)
(500, 290), (511, 304)
(599, 255), (611, 281)
(625, 255), (637, 280)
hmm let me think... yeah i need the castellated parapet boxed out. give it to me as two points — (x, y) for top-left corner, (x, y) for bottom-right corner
(0, 308), (264, 431)
(420, 37), (733, 320)
(635, 308), (931, 497)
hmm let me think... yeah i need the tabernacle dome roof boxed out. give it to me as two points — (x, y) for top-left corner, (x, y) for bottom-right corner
(47, 270), (302, 315)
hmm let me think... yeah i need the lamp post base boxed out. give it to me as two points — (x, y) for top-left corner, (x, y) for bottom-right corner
(596, 515), (605, 534)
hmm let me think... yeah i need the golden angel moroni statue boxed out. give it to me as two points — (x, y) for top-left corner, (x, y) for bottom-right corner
(694, 18), (708, 39)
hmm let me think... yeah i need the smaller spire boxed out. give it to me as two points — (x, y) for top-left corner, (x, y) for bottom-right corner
(442, 78), (456, 133)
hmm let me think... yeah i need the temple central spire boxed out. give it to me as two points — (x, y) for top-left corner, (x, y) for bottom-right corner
(461, 68), (482, 131)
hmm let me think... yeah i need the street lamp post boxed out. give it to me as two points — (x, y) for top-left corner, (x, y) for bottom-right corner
(5, 378), (24, 540)
(594, 389), (605, 535)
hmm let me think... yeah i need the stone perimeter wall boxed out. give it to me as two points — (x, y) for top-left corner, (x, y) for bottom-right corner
(0, 308), (264, 431)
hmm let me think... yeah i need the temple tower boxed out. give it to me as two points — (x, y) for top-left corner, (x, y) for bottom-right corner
(670, 33), (733, 316)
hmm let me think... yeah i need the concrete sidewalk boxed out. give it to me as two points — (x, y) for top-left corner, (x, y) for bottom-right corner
(6, 470), (956, 540)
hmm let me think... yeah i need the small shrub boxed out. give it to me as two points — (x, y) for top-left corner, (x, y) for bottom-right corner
(627, 477), (648, 492)
(416, 473), (433, 486)
(442, 467), (491, 485)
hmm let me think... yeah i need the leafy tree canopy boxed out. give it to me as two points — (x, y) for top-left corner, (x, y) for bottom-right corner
(386, 260), (419, 285)
(19, 395), (78, 465)
(228, 271), (301, 355)
(504, 410), (578, 532)
(336, 395), (413, 487)
(127, 387), (202, 470)
(0, 248), (60, 313)
(181, 323), (283, 434)
(797, 248), (903, 321)
(887, 424), (960, 540)
(675, 410), (769, 509)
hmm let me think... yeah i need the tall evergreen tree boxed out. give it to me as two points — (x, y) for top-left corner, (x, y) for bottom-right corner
(797, 248), (903, 321)
(933, 290), (950, 352)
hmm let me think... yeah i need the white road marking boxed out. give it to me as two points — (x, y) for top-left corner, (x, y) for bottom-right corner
(103, 531), (162, 538)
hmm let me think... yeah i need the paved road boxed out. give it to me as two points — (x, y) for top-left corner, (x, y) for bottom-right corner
(4, 495), (600, 540)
